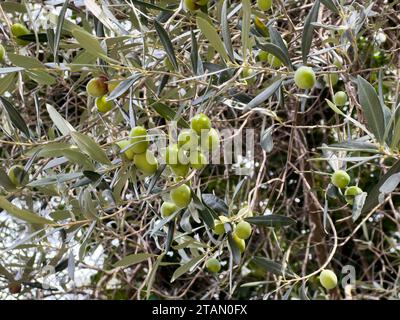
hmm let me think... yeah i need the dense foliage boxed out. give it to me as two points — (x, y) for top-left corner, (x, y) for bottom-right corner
(0, 0), (399, 300)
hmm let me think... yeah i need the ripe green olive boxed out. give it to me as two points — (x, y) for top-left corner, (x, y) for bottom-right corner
(206, 258), (221, 273)
(257, 0), (272, 11)
(164, 144), (188, 166)
(129, 126), (149, 154)
(213, 215), (230, 235)
(189, 150), (207, 170)
(319, 269), (338, 290)
(95, 95), (112, 113)
(232, 233), (246, 253)
(258, 50), (269, 62)
(235, 221), (252, 240)
(170, 184), (192, 208)
(323, 73), (339, 87)
(11, 23), (30, 45)
(344, 186), (363, 205)
(331, 170), (350, 189)
(333, 91), (348, 106)
(133, 150), (158, 176)
(86, 77), (108, 97)
(170, 163), (190, 177)
(0, 44), (5, 62)
(161, 201), (178, 218)
(191, 113), (211, 135)
(200, 128), (220, 152)
(294, 66), (316, 89)
(184, 0), (200, 11)
(116, 140), (135, 160)
(178, 129), (198, 150)
(8, 165), (28, 187)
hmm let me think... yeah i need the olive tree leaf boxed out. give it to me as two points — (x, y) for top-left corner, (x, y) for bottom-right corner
(196, 16), (230, 62)
(261, 126), (274, 153)
(241, 0), (251, 63)
(171, 254), (206, 283)
(72, 28), (114, 63)
(357, 76), (385, 144)
(0, 196), (54, 225)
(106, 73), (142, 101)
(253, 257), (295, 277)
(71, 132), (111, 165)
(221, 0), (234, 61)
(113, 253), (156, 268)
(245, 215), (296, 227)
(154, 20), (179, 71)
(321, 0), (339, 14)
(150, 101), (190, 128)
(255, 40), (293, 70)
(301, 0), (320, 63)
(246, 78), (283, 110)
(0, 168), (16, 190)
(352, 192), (367, 222)
(8, 53), (45, 69)
(227, 233), (241, 265)
(53, 0), (69, 62)
(201, 194), (229, 216)
(46, 103), (75, 136)
(0, 96), (30, 138)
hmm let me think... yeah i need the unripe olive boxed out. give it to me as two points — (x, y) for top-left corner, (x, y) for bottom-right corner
(170, 184), (192, 208)
(241, 67), (254, 79)
(319, 269), (338, 290)
(86, 77), (108, 97)
(133, 150), (158, 176)
(164, 144), (188, 166)
(184, 0), (200, 11)
(257, 0), (272, 11)
(161, 201), (178, 218)
(232, 233), (246, 253)
(189, 150), (207, 170)
(294, 66), (316, 89)
(8, 282), (22, 294)
(116, 140), (135, 160)
(170, 163), (190, 177)
(178, 129), (198, 150)
(235, 220), (252, 240)
(258, 50), (269, 62)
(11, 23), (30, 45)
(129, 126), (149, 154)
(333, 91), (348, 106)
(0, 44), (5, 62)
(213, 215), (230, 235)
(200, 128), (220, 152)
(190, 113), (211, 135)
(331, 170), (350, 189)
(344, 186), (363, 205)
(323, 73), (339, 86)
(8, 165), (28, 187)
(95, 95), (112, 113)
(268, 53), (282, 68)
(206, 258), (221, 273)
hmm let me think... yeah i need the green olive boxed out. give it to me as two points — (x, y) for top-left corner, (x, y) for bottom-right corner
(178, 129), (198, 150)
(190, 113), (211, 135)
(161, 201), (178, 218)
(95, 95), (112, 113)
(11, 23), (30, 45)
(232, 233), (246, 253)
(133, 150), (158, 176)
(107, 80), (121, 93)
(235, 220), (252, 240)
(333, 91), (348, 106)
(331, 170), (350, 189)
(319, 269), (338, 290)
(344, 186), (363, 205)
(237, 206), (254, 218)
(213, 215), (230, 235)
(257, 0), (272, 11)
(170, 184), (192, 208)
(200, 128), (220, 152)
(323, 73), (339, 87)
(294, 66), (316, 89)
(86, 77), (108, 97)
(129, 126), (149, 154)
(170, 163), (190, 177)
(189, 150), (207, 170)
(8, 165), (28, 187)
(116, 140), (135, 160)
(258, 50), (269, 62)
(206, 258), (221, 273)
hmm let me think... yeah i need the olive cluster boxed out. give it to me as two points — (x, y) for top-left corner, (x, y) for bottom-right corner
(331, 170), (363, 205)
(86, 76), (120, 113)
